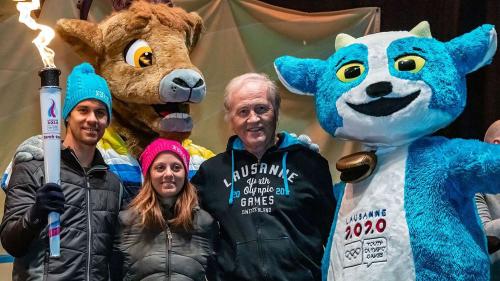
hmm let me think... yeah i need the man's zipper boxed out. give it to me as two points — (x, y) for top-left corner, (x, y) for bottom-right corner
(83, 165), (106, 281)
(86, 178), (91, 281)
(68, 150), (106, 281)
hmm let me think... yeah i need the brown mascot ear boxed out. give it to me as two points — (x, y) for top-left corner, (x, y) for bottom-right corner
(184, 12), (203, 51)
(55, 19), (104, 65)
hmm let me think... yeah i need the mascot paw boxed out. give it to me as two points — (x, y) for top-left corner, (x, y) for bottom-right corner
(290, 133), (320, 152)
(336, 151), (377, 183)
(14, 135), (44, 164)
(189, 155), (206, 172)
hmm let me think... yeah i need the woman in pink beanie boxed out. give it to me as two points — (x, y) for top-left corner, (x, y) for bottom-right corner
(111, 138), (217, 281)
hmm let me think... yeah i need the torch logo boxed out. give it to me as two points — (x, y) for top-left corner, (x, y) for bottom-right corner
(48, 99), (56, 118)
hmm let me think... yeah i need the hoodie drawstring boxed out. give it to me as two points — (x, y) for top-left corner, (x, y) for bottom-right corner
(229, 150), (235, 205)
(282, 152), (290, 196)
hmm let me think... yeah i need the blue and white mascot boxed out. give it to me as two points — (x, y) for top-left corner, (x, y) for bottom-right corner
(274, 21), (500, 281)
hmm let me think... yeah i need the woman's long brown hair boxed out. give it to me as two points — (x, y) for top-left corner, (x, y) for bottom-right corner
(128, 165), (198, 231)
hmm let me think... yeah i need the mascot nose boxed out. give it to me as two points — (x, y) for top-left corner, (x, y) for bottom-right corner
(159, 69), (206, 103)
(366, 81), (392, 98)
(172, 77), (204, 89)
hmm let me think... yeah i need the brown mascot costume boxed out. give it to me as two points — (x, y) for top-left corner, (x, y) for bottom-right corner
(56, 0), (214, 202)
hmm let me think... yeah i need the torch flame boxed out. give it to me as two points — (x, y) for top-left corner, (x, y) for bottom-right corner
(15, 0), (56, 68)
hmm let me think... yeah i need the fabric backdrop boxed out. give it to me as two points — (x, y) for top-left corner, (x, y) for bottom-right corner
(0, 0), (379, 273)
(0, 0), (379, 177)
(263, 0), (500, 140)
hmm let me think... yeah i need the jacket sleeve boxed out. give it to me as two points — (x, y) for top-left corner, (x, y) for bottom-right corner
(204, 215), (220, 281)
(109, 216), (125, 281)
(191, 162), (209, 210)
(475, 193), (500, 237)
(192, 165), (220, 280)
(475, 193), (491, 227)
(314, 155), (336, 245)
(0, 162), (44, 257)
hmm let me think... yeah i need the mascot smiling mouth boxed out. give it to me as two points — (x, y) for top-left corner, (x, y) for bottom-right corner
(153, 102), (193, 132)
(346, 91), (420, 117)
(153, 102), (189, 117)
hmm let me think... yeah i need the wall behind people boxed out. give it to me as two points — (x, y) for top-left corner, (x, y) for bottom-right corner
(0, 0), (379, 277)
(0, 0), (379, 177)
(264, 0), (500, 139)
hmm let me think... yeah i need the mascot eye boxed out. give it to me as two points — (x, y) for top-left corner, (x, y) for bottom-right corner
(394, 55), (425, 73)
(336, 62), (365, 82)
(124, 39), (154, 68)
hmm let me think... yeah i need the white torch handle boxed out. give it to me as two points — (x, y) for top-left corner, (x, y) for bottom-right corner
(40, 86), (61, 257)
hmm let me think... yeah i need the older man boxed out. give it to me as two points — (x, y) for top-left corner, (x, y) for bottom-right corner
(191, 73), (336, 281)
(476, 120), (500, 280)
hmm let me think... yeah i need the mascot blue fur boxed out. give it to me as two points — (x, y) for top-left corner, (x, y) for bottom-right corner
(274, 21), (500, 281)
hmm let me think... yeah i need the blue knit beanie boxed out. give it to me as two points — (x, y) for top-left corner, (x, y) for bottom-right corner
(63, 62), (112, 123)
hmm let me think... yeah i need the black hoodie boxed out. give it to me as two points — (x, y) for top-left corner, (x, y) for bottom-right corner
(191, 132), (335, 281)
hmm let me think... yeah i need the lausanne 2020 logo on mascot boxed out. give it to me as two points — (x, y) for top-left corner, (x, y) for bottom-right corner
(275, 21), (500, 280)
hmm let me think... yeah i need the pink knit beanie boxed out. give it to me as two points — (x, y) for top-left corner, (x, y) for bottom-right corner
(139, 138), (190, 177)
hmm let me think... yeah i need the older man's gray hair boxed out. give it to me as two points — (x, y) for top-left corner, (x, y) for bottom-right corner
(223, 73), (281, 120)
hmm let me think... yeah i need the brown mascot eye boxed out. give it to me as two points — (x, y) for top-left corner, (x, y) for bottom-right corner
(124, 39), (154, 68)
(138, 52), (153, 67)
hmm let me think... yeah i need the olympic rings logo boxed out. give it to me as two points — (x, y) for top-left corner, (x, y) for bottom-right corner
(344, 247), (361, 260)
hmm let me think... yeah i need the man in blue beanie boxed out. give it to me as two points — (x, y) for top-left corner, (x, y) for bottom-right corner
(0, 63), (122, 281)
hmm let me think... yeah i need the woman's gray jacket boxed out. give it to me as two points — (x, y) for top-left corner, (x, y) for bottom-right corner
(112, 206), (217, 281)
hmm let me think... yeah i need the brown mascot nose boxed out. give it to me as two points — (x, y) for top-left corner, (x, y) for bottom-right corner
(173, 77), (204, 89)
(366, 81), (392, 98)
(159, 69), (207, 103)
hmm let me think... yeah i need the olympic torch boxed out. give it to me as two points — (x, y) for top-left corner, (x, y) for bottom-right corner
(15, 0), (61, 257)
(39, 68), (61, 257)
